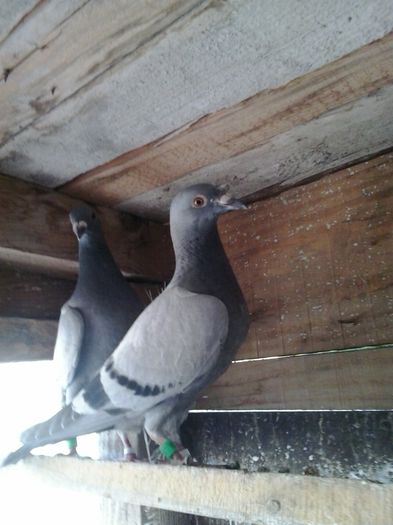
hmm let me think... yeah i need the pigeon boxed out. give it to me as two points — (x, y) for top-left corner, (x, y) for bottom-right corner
(50, 206), (145, 458)
(57, 206), (144, 403)
(2, 184), (249, 466)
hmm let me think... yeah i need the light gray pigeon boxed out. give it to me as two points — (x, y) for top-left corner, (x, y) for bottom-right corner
(49, 206), (145, 458)
(2, 184), (249, 465)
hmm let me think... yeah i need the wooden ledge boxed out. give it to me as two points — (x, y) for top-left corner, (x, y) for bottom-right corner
(1, 456), (392, 524)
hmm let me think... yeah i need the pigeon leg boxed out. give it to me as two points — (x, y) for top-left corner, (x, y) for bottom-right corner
(118, 432), (137, 461)
(145, 430), (192, 464)
(66, 437), (78, 456)
(144, 399), (196, 464)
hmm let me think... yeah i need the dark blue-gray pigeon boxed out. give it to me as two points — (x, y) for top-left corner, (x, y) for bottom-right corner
(57, 206), (144, 404)
(2, 184), (249, 465)
(34, 206), (145, 459)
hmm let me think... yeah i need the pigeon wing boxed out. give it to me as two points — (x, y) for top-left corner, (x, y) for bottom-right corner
(53, 304), (85, 398)
(74, 286), (228, 415)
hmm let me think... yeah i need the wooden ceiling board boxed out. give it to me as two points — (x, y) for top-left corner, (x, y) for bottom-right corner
(1, 0), (393, 210)
(62, 33), (393, 217)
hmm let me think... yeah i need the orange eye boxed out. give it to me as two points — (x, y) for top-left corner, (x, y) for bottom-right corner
(192, 195), (207, 208)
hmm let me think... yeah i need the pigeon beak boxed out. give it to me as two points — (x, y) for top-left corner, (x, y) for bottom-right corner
(216, 193), (247, 212)
(73, 220), (88, 239)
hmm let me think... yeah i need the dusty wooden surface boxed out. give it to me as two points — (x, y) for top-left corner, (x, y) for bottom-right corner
(63, 33), (393, 214)
(220, 153), (393, 359)
(1, 456), (392, 525)
(113, 411), (393, 523)
(2, 1), (392, 204)
(0, 0), (204, 147)
(0, 173), (174, 281)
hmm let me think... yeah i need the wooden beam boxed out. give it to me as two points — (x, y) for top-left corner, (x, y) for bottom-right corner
(61, 33), (393, 214)
(0, 318), (57, 362)
(0, 267), (162, 362)
(0, 266), (74, 319)
(199, 347), (393, 410)
(0, 173), (174, 281)
(0, 265), (162, 362)
(1, 457), (392, 525)
(0, 266), (162, 321)
(121, 93), (393, 219)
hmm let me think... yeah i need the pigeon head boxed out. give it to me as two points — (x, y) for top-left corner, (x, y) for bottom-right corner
(69, 205), (102, 241)
(170, 184), (246, 229)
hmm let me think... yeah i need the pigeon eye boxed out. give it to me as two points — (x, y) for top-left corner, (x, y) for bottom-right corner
(192, 195), (207, 208)
(91, 212), (96, 219)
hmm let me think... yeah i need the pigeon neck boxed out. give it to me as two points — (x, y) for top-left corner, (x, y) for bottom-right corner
(77, 235), (123, 288)
(171, 221), (231, 293)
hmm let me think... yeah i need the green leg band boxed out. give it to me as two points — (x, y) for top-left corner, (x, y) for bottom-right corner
(159, 438), (177, 459)
(66, 437), (77, 450)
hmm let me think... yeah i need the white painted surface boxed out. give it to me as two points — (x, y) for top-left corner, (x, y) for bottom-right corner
(0, 0), (393, 187)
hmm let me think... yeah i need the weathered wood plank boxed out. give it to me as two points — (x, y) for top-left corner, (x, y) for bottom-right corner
(199, 348), (393, 410)
(1, 457), (392, 525)
(221, 153), (393, 358)
(0, 317), (57, 362)
(0, 173), (174, 281)
(0, 0), (205, 147)
(62, 33), (393, 211)
(118, 85), (393, 219)
(0, 2), (87, 72)
(2, 3), (393, 190)
(0, 1), (43, 45)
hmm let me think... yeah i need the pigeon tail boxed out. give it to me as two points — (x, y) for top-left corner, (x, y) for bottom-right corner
(21, 404), (120, 448)
(1, 405), (126, 467)
(1, 445), (32, 467)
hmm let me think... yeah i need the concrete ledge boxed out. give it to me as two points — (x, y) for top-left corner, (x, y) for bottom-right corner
(1, 456), (392, 524)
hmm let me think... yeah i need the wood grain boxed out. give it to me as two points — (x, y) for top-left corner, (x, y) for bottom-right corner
(0, 0), (205, 146)
(2, 457), (392, 525)
(119, 85), (393, 219)
(199, 348), (393, 410)
(62, 33), (393, 208)
(0, 173), (174, 281)
(219, 153), (393, 359)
